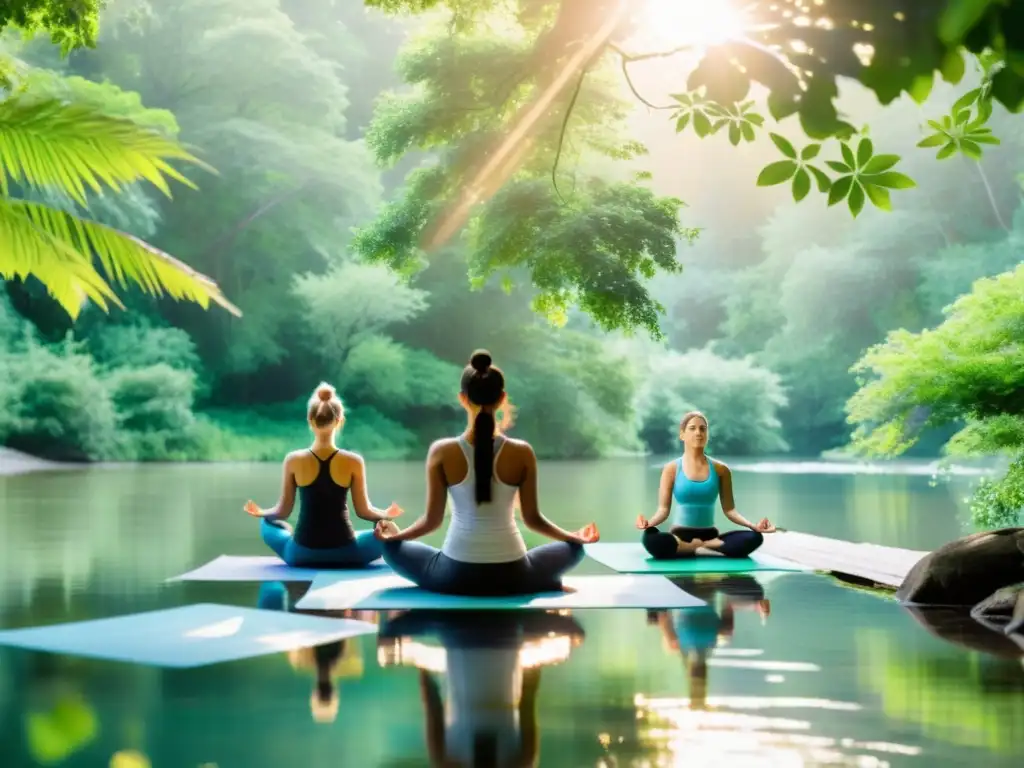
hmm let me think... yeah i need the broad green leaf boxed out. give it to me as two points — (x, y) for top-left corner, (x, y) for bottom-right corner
(976, 97), (994, 122)
(671, 93), (693, 105)
(807, 165), (832, 192)
(675, 113), (691, 133)
(826, 160), (851, 173)
(728, 122), (741, 146)
(791, 167), (811, 201)
(747, 113), (765, 127)
(861, 154), (900, 174)
(740, 122), (756, 142)
(756, 160), (798, 186)
(869, 172), (917, 190)
(840, 142), (856, 168)
(936, 142), (958, 159)
(769, 133), (797, 159)
(959, 138), (983, 159)
(952, 86), (984, 114)
(940, 48), (966, 84)
(800, 143), (821, 160)
(693, 110), (713, 137)
(827, 175), (853, 206)
(917, 133), (947, 148)
(848, 181), (866, 217)
(908, 73), (935, 104)
(969, 133), (1000, 145)
(955, 108), (972, 125)
(863, 183), (892, 211)
(856, 138), (874, 167)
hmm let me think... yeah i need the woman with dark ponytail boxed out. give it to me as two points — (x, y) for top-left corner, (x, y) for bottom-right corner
(374, 350), (599, 596)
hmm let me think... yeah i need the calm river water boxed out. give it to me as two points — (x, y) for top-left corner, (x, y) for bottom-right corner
(0, 458), (1021, 767)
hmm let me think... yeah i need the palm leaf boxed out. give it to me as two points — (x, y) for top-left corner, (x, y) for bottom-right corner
(0, 198), (241, 319)
(0, 94), (214, 206)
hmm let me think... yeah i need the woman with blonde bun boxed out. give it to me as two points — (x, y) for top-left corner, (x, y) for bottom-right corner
(244, 382), (403, 567)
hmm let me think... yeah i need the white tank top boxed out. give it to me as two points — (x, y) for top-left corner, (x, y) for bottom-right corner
(440, 436), (528, 563)
(445, 647), (523, 766)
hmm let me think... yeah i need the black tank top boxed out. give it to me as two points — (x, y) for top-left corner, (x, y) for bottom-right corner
(293, 450), (355, 549)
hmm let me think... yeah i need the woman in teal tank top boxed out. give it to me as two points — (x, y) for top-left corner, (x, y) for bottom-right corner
(636, 410), (776, 559)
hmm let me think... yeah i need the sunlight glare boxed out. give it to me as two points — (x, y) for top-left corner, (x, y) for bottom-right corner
(637, 0), (749, 48)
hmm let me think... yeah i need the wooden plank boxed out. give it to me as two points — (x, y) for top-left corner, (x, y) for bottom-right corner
(758, 531), (928, 589)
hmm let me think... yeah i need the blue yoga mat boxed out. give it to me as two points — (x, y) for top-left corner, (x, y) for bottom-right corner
(294, 572), (705, 611)
(166, 555), (390, 583)
(584, 543), (810, 575)
(0, 604), (378, 668)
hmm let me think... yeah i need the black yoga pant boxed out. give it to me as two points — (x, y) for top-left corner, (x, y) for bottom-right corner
(642, 525), (764, 559)
(380, 540), (585, 596)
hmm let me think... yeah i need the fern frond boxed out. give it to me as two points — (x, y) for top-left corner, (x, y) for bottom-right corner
(0, 95), (214, 206)
(0, 198), (241, 319)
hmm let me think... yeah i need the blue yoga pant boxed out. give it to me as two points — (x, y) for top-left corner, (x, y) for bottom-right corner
(380, 540), (585, 596)
(642, 525), (764, 559)
(261, 518), (383, 568)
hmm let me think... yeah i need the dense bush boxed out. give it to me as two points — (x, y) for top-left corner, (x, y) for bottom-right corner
(633, 347), (789, 456)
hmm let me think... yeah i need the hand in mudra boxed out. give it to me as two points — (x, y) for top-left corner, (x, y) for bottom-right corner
(374, 520), (400, 540)
(573, 523), (600, 544)
(243, 500), (263, 517)
(755, 518), (776, 533)
(384, 502), (403, 518)
(635, 515), (651, 530)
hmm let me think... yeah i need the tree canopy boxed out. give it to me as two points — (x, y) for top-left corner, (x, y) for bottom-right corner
(366, 0), (1024, 219)
(0, 0), (102, 52)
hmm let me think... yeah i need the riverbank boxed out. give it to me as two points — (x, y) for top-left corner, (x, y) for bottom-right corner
(0, 447), (69, 476)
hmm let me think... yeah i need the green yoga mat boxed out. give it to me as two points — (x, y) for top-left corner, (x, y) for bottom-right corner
(584, 543), (810, 575)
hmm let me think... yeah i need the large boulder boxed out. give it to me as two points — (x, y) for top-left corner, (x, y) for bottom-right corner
(896, 528), (1024, 606)
(970, 585), (1024, 637)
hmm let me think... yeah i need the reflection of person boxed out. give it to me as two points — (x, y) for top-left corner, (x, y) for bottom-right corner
(649, 575), (770, 710)
(637, 411), (775, 559)
(243, 382), (403, 568)
(373, 350), (598, 596)
(378, 610), (585, 767)
(257, 581), (381, 723)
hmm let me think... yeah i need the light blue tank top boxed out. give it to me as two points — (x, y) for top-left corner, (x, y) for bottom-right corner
(671, 457), (720, 528)
(671, 607), (722, 653)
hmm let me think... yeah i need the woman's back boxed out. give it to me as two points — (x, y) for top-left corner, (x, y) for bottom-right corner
(293, 450), (355, 548)
(441, 436), (527, 563)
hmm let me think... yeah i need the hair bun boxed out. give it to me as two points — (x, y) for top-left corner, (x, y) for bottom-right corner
(469, 349), (492, 373)
(316, 383), (335, 402)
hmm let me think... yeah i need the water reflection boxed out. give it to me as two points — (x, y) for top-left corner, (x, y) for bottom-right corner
(256, 580), (379, 723)
(604, 574), (925, 767)
(377, 609), (585, 767)
(647, 575), (771, 710)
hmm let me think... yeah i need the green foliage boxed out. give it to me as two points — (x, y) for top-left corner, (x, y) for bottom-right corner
(106, 363), (206, 460)
(0, 337), (119, 460)
(63, 0), (383, 380)
(632, 347), (788, 456)
(291, 262), (429, 363)
(0, 65), (240, 319)
(353, 15), (691, 338)
(0, 0), (102, 53)
(373, 0), (1024, 226)
(847, 264), (1024, 524)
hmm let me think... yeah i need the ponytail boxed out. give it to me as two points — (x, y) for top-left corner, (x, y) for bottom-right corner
(473, 408), (495, 504)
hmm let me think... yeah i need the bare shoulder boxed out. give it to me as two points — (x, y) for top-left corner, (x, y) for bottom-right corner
(334, 449), (365, 468)
(502, 436), (535, 458)
(711, 458), (731, 478)
(283, 450), (306, 466)
(661, 459), (679, 474)
(427, 438), (460, 462)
